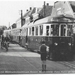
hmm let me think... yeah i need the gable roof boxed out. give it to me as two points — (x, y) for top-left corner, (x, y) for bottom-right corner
(23, 7), (36, 17)
(69, 1), (75, 12)
(23, 11), (31, 17)
(39, 5), (53, 17)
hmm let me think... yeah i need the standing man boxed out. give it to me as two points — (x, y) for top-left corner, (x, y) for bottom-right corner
(40, 41), (47, 72)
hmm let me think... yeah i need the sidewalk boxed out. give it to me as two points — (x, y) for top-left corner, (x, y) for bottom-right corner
(0, 43), (73, 74)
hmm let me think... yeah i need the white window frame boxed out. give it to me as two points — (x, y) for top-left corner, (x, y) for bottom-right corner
(60, 24), (67, 36)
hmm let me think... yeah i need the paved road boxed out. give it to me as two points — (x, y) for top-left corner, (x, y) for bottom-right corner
(0, 43), (75, 74)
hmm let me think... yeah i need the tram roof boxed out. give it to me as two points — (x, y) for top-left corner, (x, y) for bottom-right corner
(52, 14), (75, 20)
(21, 15), (75, 29)
(10, 27), (22, 31)
(21, 14), (75, 29)
(4, 29), (11, 32)
(69, 1), (75, 13)
(22, 16), (52, 28)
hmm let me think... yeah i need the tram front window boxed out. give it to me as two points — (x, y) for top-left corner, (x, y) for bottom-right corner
(51, 25), (59, 36)
(61, 25), (72, 36)
(67, 25), (72, 36)
(51, 24), (72, 37)
(61, 25), (66, 36)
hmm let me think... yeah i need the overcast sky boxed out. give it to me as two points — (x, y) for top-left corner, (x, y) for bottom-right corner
(0, 0), (55, 27)
(0, 0), (70, 27)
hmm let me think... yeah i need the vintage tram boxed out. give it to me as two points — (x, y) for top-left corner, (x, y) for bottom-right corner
(4, 17), (74, 60)
(5, 1), (75, 60)
(13, 16), (74, 60)
(10, 28), (22, 43)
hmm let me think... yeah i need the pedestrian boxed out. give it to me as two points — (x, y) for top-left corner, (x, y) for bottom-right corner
(40, 41), (47, 72)
(1, 34), (5, 49)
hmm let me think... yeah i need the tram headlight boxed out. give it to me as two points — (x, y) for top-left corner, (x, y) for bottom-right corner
(54, 43), (58, 46)
(68, 43), (71, 46)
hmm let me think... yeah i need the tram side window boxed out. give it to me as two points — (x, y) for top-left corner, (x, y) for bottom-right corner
(51, 25), (56, 36)
(29, 28), (31, 36)
(51, 25), (59, 36)
(46, 26), (49, 36)
(35, 26), (38, 35)
(24, 28), (26, 36)
(32, 27), (34, 36)
(51, 25), (54, 35)
(21, 29), (23, 35)
(40, 25), (43, 35)
(26, 28), (28, 36)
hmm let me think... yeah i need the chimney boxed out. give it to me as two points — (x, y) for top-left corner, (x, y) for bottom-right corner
(26, 9), (28, 11)
(47, 3), (49, 6)
(30, 7), (32, 10)
(43, 1), (46, 7)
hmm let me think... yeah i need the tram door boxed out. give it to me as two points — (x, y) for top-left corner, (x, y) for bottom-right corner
(25, 28), (28, 47)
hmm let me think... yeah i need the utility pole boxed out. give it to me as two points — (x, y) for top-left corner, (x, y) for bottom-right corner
(21, 10), (23, 27)
(9, 22), (10, 29)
